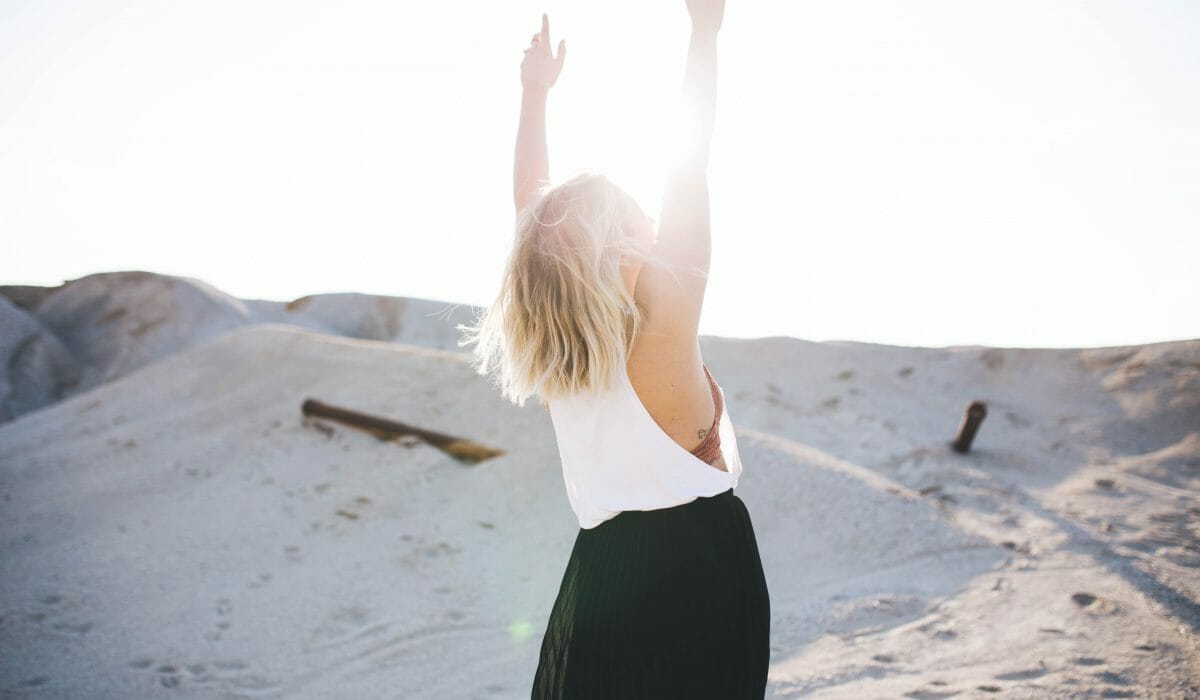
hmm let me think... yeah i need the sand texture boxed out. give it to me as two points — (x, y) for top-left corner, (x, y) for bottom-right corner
(1, 271), (1197, 698)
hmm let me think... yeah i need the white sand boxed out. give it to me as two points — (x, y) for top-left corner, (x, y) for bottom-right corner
(1, 271), (1197, 698)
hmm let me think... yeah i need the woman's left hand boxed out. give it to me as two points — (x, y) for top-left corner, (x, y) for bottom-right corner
(521, 13), (566, 92)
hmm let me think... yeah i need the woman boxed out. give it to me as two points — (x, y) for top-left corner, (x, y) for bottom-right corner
(458, 2), (770, 697)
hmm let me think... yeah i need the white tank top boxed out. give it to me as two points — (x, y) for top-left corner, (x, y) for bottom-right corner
(546, 362), (744, 529)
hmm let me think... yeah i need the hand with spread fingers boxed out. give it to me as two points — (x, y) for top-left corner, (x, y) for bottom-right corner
(521, 13), (566, 92)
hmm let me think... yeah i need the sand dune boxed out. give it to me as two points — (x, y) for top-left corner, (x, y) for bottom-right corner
(0, 271), (479, 424)
(1, 271), (1197, 698)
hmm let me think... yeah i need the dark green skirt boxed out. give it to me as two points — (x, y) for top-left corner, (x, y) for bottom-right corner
(531, 488), (770, 699)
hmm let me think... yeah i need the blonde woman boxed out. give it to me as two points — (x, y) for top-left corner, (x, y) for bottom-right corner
(459, 2), (770, 696)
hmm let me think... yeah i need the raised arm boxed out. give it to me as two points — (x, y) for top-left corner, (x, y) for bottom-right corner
(635, 0), (724, 344)
(513, 14), (566, 213)
(673, 0), (722, 173)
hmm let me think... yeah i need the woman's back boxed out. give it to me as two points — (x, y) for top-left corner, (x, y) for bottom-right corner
(626, 330), (721, 465)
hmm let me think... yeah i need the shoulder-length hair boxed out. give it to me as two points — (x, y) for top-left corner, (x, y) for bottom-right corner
(458, 172), (668, 407)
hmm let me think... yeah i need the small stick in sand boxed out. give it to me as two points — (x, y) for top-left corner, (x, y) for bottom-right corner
(951, 400), (988, 453)
(301, 398), (505, 465)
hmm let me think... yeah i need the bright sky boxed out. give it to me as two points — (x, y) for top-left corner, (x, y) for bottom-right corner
(3, 0), (1197, 349)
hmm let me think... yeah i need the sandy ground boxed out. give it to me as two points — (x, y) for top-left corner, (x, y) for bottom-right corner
(1, 271), (1197, 698)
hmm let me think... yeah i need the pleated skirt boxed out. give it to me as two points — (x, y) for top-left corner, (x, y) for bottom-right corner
(531, 488), (770, 699)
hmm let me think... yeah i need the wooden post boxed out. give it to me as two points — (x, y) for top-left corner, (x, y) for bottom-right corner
(301, 398), (505, 465)
(951, 400), (987, 454)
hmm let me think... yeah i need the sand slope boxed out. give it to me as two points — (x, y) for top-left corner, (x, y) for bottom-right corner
(0, 272), (1197, 698)
(0, 272), (479, 425)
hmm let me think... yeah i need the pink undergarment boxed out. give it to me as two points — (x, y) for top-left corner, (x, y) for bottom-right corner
(689, 365), (724, 468)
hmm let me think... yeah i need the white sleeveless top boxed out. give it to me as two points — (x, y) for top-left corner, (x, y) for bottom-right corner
(546, 362), (744, 529)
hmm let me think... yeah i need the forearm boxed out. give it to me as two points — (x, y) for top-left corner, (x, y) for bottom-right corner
(656, 25), (719, 269)
(513, 87), (550, 212)
(676, 28), (718, 173)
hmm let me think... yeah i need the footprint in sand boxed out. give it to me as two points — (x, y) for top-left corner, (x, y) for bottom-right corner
(247, 571), (274, 589)
(23, 592), (94, 639)
(203, 597), (234, 642)
(334, 496), (373, 522)
(1071, 591), (1119, 614)
(993, 657), (1051, 681)
(994, 666), (1047, 681)
(128, 656), (278, 695)
(396, 537), (463, 569)
(901, 687), (958, 699)
(1096, 669), (1131, 686)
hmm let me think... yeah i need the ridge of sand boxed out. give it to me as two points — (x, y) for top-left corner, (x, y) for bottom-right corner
(0, 272), (481, 426)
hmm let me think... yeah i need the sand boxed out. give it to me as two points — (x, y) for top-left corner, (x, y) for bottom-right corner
(1, 271), (1197, 698)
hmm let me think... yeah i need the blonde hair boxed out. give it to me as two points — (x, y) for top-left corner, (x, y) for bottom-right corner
(458, 172), (677, 407)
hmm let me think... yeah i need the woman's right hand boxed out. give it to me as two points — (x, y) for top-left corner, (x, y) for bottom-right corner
(686, 0), (725, 34)
(520, 13), (566, 92)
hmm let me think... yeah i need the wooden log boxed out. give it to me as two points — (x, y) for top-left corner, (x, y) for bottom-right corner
(301, 398), (505, 465)
(951, 400), (988, 454)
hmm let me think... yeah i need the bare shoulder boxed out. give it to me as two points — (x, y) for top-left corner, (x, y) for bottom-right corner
(633, 247), (709, 346)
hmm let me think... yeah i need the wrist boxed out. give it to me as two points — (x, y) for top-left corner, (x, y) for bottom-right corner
(522, 85), (551, 101)
(690, 26), (720, 41)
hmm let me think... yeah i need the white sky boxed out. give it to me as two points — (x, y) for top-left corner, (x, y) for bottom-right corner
(2, 0), (1197, 349)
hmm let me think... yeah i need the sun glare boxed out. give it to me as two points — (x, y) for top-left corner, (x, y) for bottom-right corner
(2, 0), (1197, 347)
